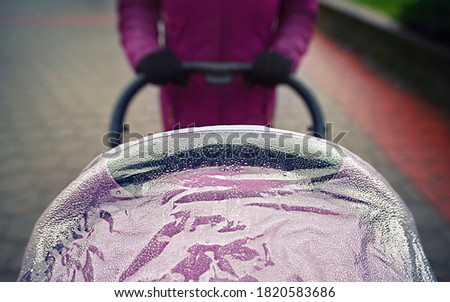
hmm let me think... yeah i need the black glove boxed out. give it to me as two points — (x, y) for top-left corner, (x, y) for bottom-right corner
(247, 51), (292, 87)
(136, 49), (187, 85)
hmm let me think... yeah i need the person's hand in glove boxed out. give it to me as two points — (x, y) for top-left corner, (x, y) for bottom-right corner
(136, 49), (188, 85)
(247, 51), (292, 87)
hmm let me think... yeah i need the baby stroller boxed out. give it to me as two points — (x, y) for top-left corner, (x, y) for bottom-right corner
(18, 63), (434, 282)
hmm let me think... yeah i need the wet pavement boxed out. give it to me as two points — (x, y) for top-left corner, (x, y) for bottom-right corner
(0, 0), (449, 281)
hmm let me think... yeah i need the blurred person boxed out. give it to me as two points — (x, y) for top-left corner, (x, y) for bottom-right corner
(118, 0), (317, 130)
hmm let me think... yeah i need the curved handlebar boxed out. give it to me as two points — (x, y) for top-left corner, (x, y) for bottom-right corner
(108, 62), (326, 148)
(182, 62), (252, 73)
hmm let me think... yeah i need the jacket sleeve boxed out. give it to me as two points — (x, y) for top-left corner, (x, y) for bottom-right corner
(117, 0), (161, 69)
(269, 0), (318, 70)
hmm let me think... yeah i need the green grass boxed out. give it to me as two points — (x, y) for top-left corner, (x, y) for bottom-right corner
(351, 0), (416, 19)
(351, 0), (450, 42)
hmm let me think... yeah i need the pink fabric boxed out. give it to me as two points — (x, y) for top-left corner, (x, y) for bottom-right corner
(118, 0), (318, 130)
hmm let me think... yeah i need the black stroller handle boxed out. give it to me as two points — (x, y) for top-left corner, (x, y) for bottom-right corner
(108, 62), (326, 148)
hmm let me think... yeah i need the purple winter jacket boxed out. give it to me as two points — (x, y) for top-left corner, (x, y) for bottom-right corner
(118, 0), (318, 130)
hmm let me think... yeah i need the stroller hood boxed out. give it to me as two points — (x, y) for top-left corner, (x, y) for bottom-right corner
(18, 126), (434, 281)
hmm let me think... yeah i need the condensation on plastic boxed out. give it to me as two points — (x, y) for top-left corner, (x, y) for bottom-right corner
(18, 126), (435, 282)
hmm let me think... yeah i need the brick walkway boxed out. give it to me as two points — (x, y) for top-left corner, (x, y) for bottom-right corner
(0, 1), (448, 281)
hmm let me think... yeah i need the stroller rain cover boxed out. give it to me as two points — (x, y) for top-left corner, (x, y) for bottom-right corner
(18, 126), (434, 282)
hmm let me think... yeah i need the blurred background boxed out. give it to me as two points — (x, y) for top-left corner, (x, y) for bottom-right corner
(0, 0), (449, 281)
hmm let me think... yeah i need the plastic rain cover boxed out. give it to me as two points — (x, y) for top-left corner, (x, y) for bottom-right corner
(18, 126), (435, 282)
